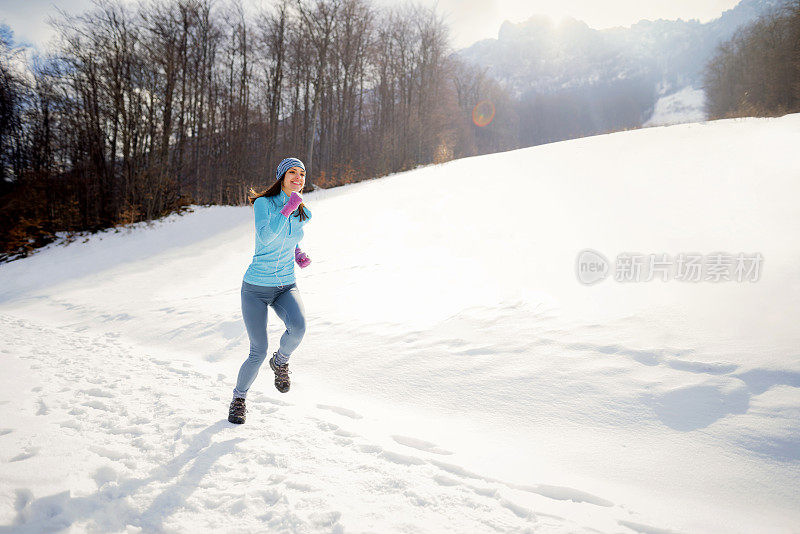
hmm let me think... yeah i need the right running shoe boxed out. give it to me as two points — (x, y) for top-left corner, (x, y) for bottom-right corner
(269, 352), (291, 393)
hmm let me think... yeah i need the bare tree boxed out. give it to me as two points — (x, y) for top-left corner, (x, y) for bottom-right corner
(294, 0), (340, 189)
(703, 1), (800, 119)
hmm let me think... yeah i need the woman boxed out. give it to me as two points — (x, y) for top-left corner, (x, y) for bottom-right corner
(228, 157), (313, 425)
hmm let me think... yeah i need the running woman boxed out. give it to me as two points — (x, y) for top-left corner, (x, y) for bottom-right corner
(228, 157), (312, 424)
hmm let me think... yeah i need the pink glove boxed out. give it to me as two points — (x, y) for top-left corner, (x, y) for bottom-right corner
(279, 192), (303, 217)
(295, 246), (311, 268)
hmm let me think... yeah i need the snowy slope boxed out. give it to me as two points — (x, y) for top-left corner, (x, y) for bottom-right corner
(644, 86), (707, 127)
(1, 113), (799, 533)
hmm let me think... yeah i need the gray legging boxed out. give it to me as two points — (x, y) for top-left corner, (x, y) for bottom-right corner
(233, 280), (306, 399)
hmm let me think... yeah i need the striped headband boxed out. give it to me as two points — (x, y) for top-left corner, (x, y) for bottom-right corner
(276, 157), (306, 181)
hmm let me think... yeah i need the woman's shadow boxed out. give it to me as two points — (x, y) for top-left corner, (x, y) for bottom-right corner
(1, 419), (244, 533)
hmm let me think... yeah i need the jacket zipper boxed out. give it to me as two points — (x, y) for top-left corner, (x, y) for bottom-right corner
(275, 212), (294, 285)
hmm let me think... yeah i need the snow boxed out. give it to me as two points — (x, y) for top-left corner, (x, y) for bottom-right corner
(1, 113), (800, 533)
(644, 85), (707, 127)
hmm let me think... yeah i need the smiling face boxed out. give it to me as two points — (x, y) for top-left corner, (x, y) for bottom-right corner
(281, 166), (306, 195)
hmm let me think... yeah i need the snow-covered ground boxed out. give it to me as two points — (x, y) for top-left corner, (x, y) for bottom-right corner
(644, 86), (707, 127)
(1, 113), (799, 533)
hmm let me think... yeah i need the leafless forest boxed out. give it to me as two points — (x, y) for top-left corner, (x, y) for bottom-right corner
(0, 0), (515, 259)
(1, 0), (798, 261)
(704, 1), (800, 118)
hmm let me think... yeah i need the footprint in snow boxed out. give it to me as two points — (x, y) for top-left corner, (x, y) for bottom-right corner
(315, 420), (339, 432)
(378, 449), (426, 466)
(9, 447), (39, 462)
(59, 420), (82, 431)
(82, 388), (115, 398)
(429, 459), (490, 482)
(284, 480), (316, 492)
(36, 399), (49, 416)
(391, 435), (453, 455)
(618, 519), (683, 534)
(316, 404), (362, 419)
(82, 400), (111, 411)
(433, 474), (460, 486)
(512, 483), (614, 507)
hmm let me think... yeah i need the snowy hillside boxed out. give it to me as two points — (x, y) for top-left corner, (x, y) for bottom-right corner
(643, 86), (707, 126)
(1, 113), (799, 533)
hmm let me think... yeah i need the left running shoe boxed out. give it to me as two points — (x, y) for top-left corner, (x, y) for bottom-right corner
(228, 397), (247, 424)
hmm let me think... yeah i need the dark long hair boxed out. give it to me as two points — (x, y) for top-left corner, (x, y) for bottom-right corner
(247, 173), (309, 222)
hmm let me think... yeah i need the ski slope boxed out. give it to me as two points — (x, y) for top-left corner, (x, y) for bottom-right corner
(1, 113), (799, 533)
(644, 86), (707, 127)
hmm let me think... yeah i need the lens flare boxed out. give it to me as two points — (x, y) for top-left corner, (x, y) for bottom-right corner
(472, 100), (495, 127)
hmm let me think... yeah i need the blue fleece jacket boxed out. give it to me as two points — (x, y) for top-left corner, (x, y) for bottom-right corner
(243, 189), (312, 287)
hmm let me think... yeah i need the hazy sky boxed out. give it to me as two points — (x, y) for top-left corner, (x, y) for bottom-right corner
(1, 0), (742, 51)
(420, 0), (742, 48)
